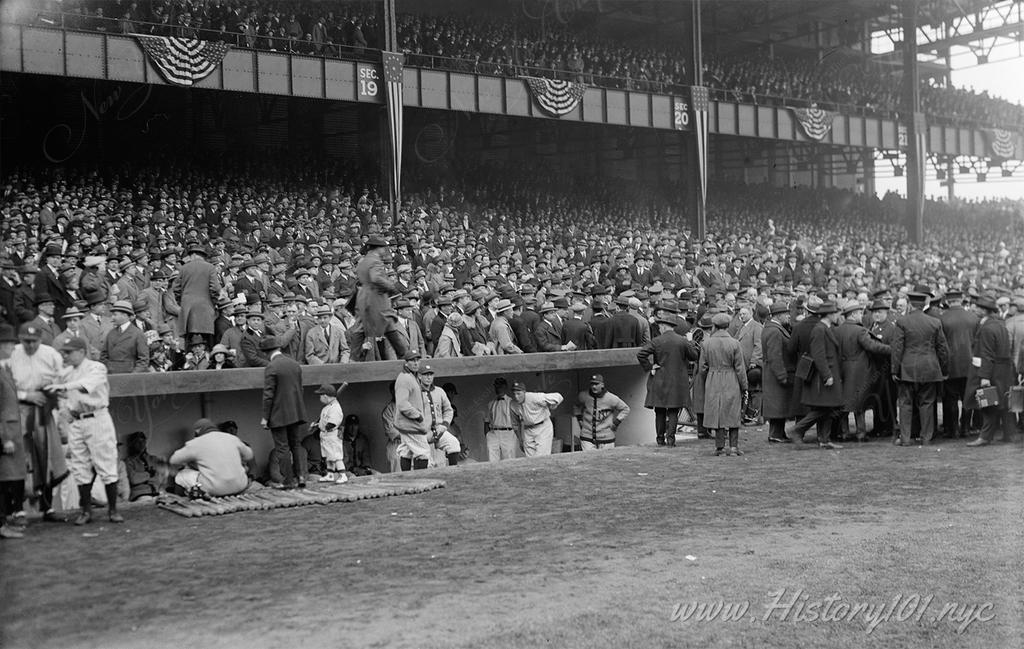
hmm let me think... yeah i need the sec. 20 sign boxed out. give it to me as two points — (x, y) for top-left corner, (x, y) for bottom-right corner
(357, 63), (383, 102)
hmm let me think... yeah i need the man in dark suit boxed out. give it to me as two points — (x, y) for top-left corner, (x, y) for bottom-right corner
(607, 296), (643, 348)
(34, 244), (72, 321)
(100, 300), (149, 374)
(867, 299), (898, 437)
(938, 289), (978, 438)
(787, 302), (844, 449)
(25, 293), (62, 346)
(563, 303), (596, 350)
(788, 296), (822, 420)
(260, 335), (307, 488)
(0, 257), (20, 327)
(891, 291), (949, 446)
(589, 298), (614, 349)
(965, 295), (1015, 446)
(534, 302), (575, 352)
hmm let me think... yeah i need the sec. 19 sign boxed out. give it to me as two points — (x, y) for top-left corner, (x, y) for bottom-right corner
(357, 63), (383, 102)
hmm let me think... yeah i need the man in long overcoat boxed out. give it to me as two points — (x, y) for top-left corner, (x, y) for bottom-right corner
(787, 302), (845, 449)
(835, 301), (891, 441)
(698, 312), (748, 455)
(637, 315), (698, 447)
(762, 302), (797, 443)
(350, 236), (408, 361)
(174, 244), (222, 346)
(965, 295), (1015, 446)
(938, 288), (978, 438)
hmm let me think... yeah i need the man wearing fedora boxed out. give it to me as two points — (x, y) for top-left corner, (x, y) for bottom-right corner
(305, 304), (347, 365)
(0, 257), (21, 327)
(100, 300), (149, 374)
(173, 244), (223, 348)
(787, 301), (845, 449)
(638, 313), (698, 446)
(891, 289), (949, 446)
(489, 299), (523, 354)
(54, 307), (99, 361)
(238, 307), (270, 368)
(939, 288), (979, 438)
(260, 335), (308, 488)
(349, 235), (408, 362)
(965, 295), (1015, 446)
(45, 337), (123, 525)
(140, 269), (180, 336)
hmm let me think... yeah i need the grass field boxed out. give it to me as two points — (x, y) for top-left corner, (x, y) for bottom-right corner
(2, 430), (1022, 649)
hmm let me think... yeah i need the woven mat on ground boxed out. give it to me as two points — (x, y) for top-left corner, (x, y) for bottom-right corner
(156, 477), (445, 518)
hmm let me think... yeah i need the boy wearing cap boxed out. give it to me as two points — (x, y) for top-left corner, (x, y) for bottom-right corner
(45, 337), (123, 524)
(310, 383), (349, 483)
(509, 382), (564, 457)
(574, 374), (630, 450)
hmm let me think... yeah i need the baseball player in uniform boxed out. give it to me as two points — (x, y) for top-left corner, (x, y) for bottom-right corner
(510, 381), (564, 456)
(45, 337), (124, 525)
(392, 361), (461, 469)
(311, 383), (348, 483)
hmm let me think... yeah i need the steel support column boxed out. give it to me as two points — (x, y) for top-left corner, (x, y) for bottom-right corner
(685, 0), (706, 239)
(902, 0), (924, 244)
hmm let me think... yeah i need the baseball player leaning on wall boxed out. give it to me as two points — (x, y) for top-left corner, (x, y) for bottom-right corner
(44, 337), (124, 525)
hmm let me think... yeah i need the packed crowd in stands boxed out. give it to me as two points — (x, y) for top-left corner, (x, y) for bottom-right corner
(23, 0), (1024, 129)
(1, 156), (1023, 375)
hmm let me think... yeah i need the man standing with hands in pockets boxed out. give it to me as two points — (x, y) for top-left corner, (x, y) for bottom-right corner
(260, 335), (308, 488)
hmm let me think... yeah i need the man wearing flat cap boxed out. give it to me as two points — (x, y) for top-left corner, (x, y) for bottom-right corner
(891, 290), (949, 446)
(762, 301), (797, 443)
(698, 312), (749, 455)
(965, 295), (1015, 446)
(349, 235), (409, 361)
(938, 288), (979, 438)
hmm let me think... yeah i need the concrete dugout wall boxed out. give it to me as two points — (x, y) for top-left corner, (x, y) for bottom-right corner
(109, 350), (654, 472)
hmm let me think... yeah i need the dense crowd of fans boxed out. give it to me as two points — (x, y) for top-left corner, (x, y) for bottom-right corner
(23, 0), (1024, 128)
(1, 156), (1023, 376)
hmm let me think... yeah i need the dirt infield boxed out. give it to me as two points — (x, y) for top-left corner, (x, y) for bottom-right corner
(2, 431), (1022, 649)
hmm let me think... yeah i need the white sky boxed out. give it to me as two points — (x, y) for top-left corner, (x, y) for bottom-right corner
(873, 18), (1024, 201)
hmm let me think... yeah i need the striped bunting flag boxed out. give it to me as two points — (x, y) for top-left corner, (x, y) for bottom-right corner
(136, 35), (229, 87)
(523, 77), (587, 117)
(382, 51), (405, 208)
(791, 105), (837, 141)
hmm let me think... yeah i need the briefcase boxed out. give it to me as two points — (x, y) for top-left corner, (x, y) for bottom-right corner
(974, 386), (1000, 409)
(1008, 385), (1024, 413)
(795, 354), (814, 382)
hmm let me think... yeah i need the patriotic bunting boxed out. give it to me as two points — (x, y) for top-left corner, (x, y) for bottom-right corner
(988, 129), (1022, 160)
(523, 77), (587, 117)
(690, 86), (710, 209)
(382, 51), (405, 210)
(791, 105), (836, 141)
(135, 35), (229, 87)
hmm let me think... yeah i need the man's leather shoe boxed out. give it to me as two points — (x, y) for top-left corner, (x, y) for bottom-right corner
(41, 511), (64, 523)
(0, 524), (24, 539)
(73, 511), (91, 526)
(108, 512), (125, 524)
(966, 438), (990, 447)
(819, 442), (843, 450)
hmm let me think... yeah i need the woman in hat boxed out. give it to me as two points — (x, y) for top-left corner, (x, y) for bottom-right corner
(699, 312), (749, 455)
(208, 344), (237, 370)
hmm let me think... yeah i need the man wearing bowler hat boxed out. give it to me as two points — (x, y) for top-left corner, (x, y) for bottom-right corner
(45, 337), (123, 525)
(260, 335), (308, 488)
(101, 300), (149, 373)
(965, 295), (1015, 446)
(891, 288), (949, 446)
